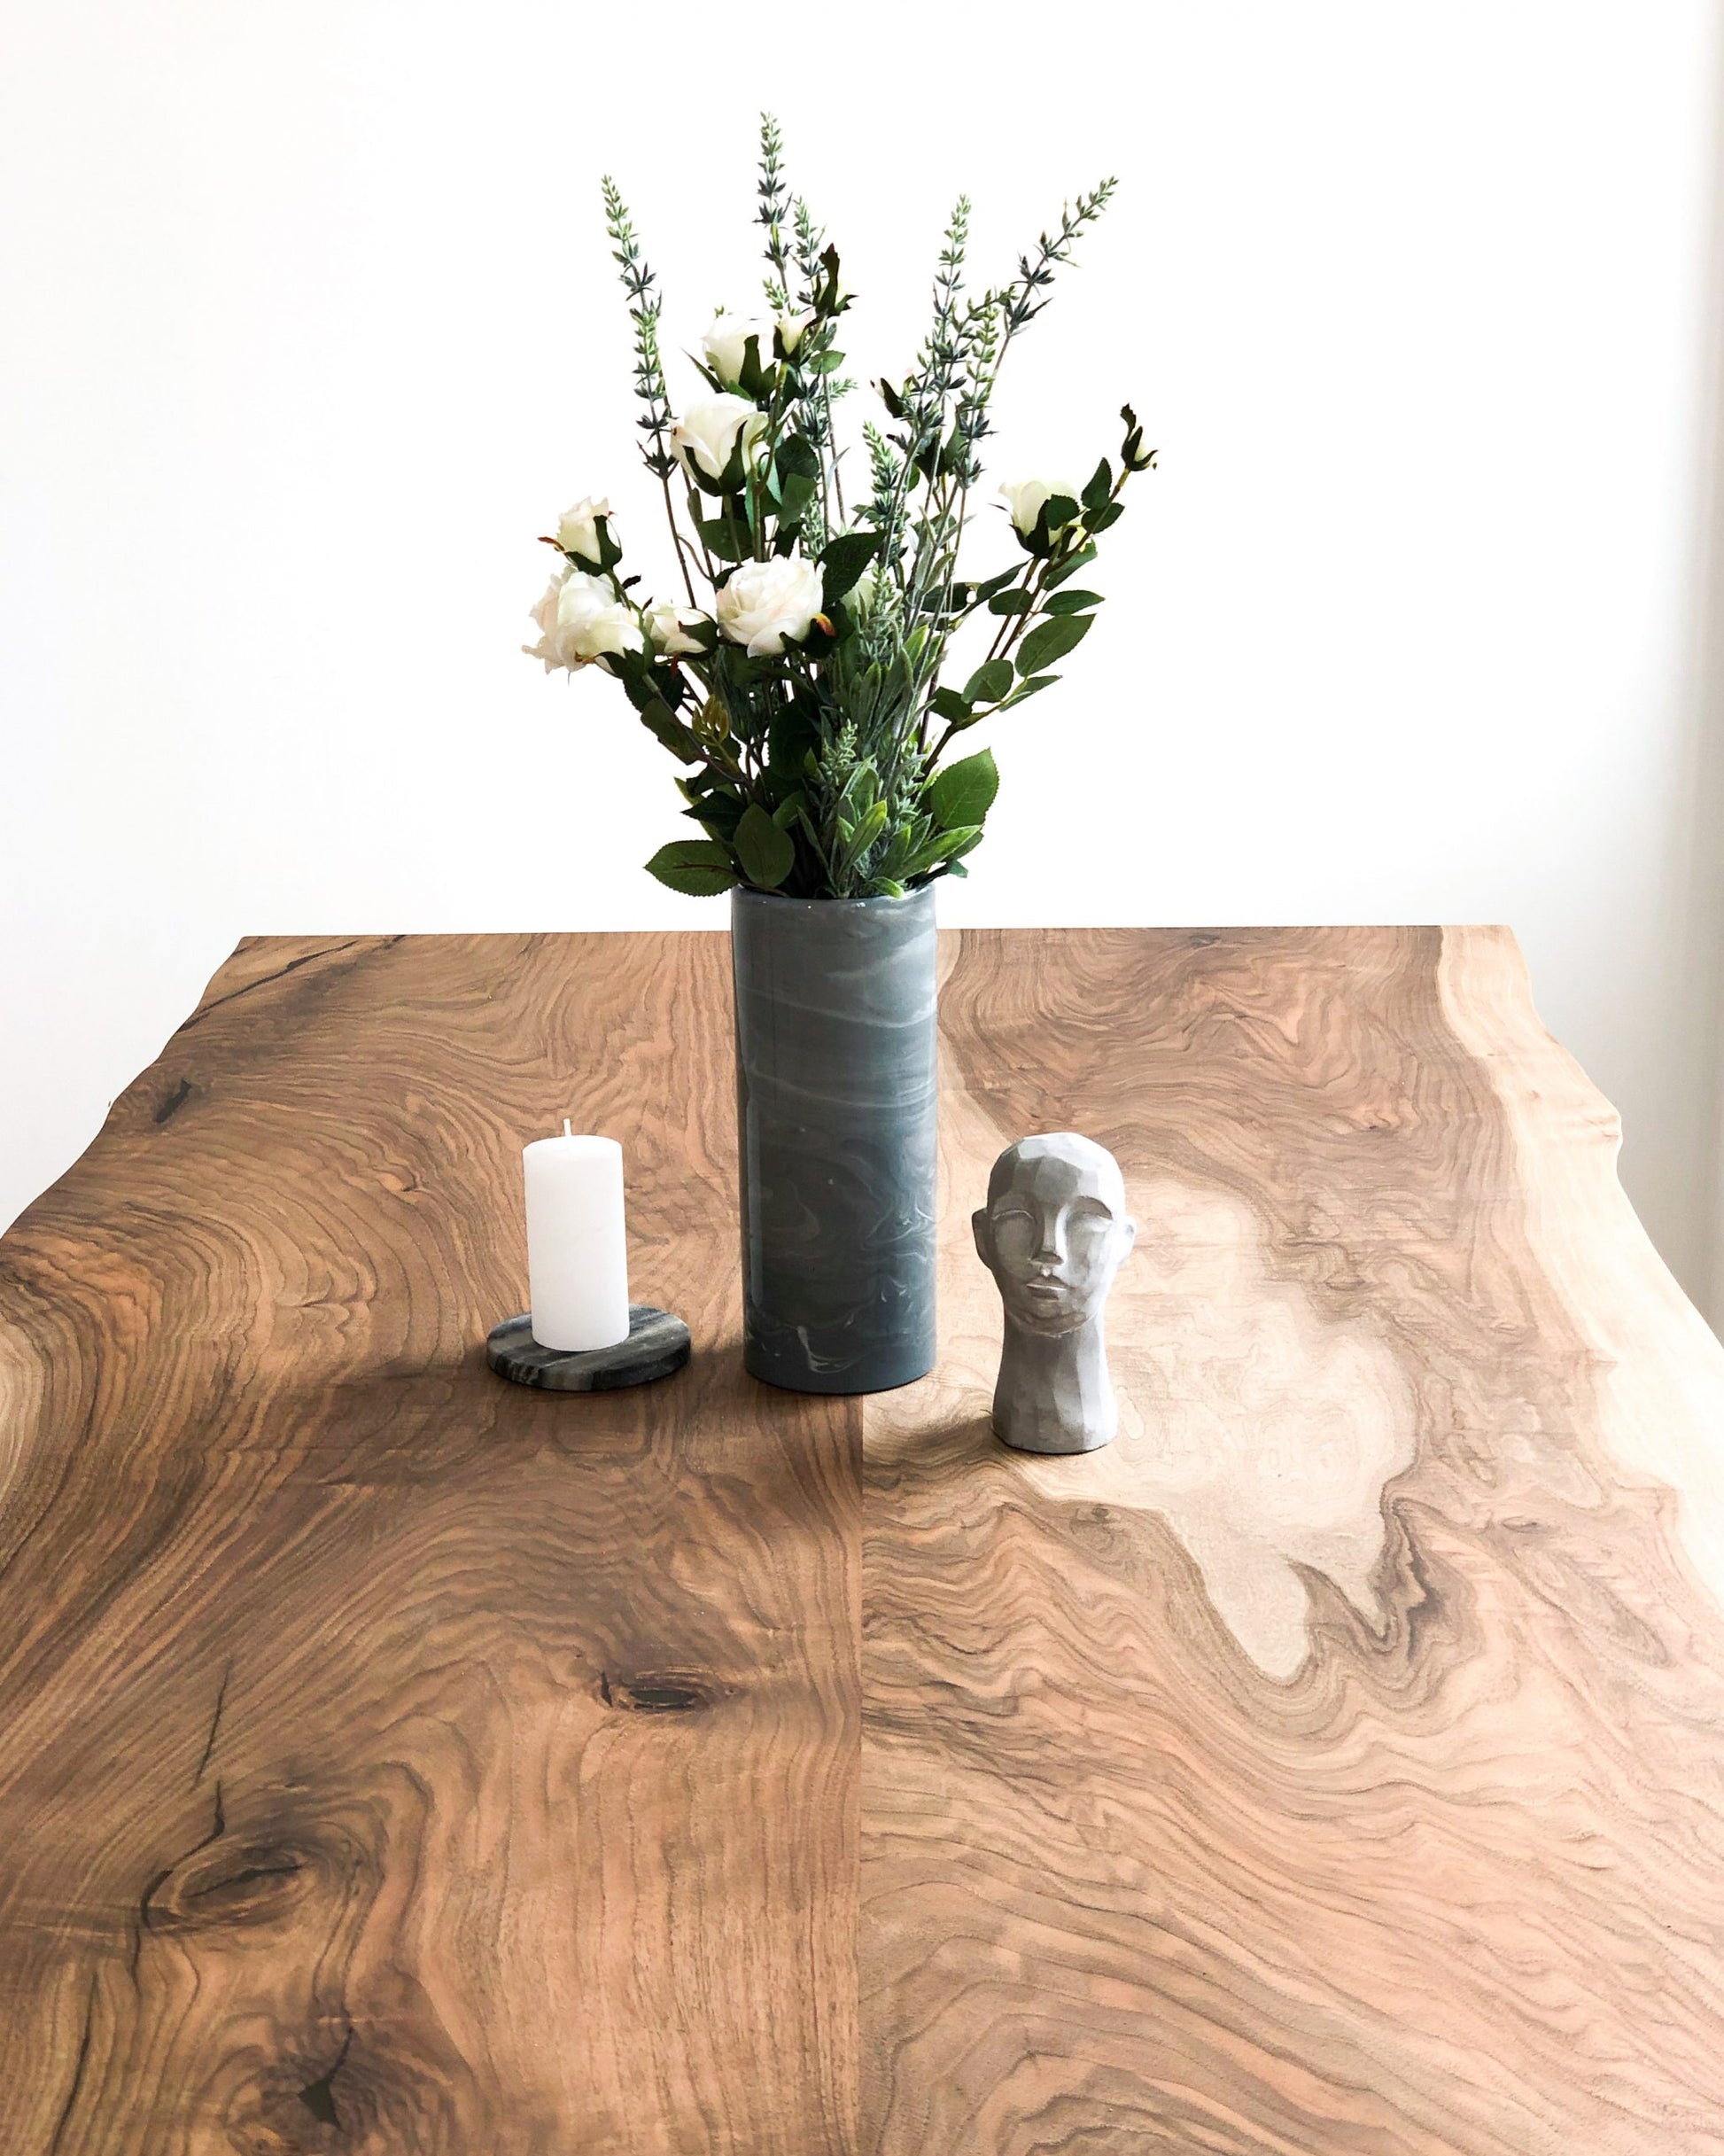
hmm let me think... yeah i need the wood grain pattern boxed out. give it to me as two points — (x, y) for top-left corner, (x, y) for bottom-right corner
(0, 934), (858, 2153)
(4, 926), (1722, 2152)
(865, 925), (1724, 2155)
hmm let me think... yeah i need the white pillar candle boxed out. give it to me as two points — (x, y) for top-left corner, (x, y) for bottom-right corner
(524, 1123), (631, 1351)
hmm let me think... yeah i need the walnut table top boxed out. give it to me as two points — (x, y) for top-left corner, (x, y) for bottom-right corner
(3, 928), (1721, 2154)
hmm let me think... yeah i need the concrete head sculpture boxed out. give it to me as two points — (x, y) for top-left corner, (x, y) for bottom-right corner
(972, 1132), (1138, 1453)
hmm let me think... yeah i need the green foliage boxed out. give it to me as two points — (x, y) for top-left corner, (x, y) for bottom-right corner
(638, 697), (703, 763)
(962, 659), (1013, 706)
(1044, 545), (1099, 588)
(926, 748), (999, 829)
(1017, 613), (1094, 674)
(644, 839), (734, 896)
(733, 803), (796, 890)
(532, 122), (1153, 901)
(819, 531), (880, 608)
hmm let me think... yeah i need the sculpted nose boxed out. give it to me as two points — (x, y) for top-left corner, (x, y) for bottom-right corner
(1034, 1215), (1066, 1269)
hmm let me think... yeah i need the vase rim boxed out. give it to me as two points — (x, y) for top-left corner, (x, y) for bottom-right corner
(730, 883), (936, 915)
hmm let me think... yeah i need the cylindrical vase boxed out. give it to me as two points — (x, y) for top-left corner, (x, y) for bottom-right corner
(730, 884), (938, 1394)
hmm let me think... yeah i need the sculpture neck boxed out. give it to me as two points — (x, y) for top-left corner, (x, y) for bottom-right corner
(994, 1313), (1116, 1454)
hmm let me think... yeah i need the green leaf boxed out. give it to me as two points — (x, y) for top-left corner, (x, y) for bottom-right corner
(775, 433), (820, 481)
(775, 477), (817, 527)
(1002, 672), (1059, 709)
(1017, 613), (1094, 674)
(639, 698), (704, 764)
(1044, 544), (1099, 588)
(771, 437), (820, 528)
(794, 798), (827, 858)
(737, 334), (773, 401)
(610, 649), (656, 712)
(987, 588), (1033, 616)
(926, 748), (1000, 830)
(1086, 501), (1124, 533)
(645, 840), (734, 897)
(1043, 588), (1103, 616)
(698, 518), (750, 563)
(944, 824), (986, 861)
(975, 566), (1022, 601)
(768, 693), (822, 781)
(733, 803), (796, 890)
(962, 659), (1014, 707)
(808, 348), (846, 374)
(898, 829), (959, 878)
(772, 790), (807, 831)
(1082, 459), (1113, 512)
(819, 531), (880, 608)
(928, 686), (970, 724)
(845, 798), (889, 858)
(686, 790), (743, 841)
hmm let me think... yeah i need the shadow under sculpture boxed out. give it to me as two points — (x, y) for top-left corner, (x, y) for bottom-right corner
(973, 1132), (1138, 1454)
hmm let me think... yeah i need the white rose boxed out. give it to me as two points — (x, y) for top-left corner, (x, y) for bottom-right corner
(701, 314), (773, 389)
(647, 600), (708, 658)
(523, 569), (642, 673)
(775, 308), (814, 356)
(555, 495), (610, 563)
(672, 394), (769, 483)
(715, 552), (825, 657)
(1000, 478), (1083, 537)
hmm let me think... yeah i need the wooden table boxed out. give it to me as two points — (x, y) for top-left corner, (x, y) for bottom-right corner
(4, 928), (1722, 2154)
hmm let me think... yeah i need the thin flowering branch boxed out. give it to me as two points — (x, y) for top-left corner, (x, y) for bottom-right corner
(998, 177), (1118, 338)
(757, 113), (794, 308)
(903, 180), (1116, 729)
(791, 197), (846, 529)
(601, 175), (700, 606)
(600, 176), (673, 474)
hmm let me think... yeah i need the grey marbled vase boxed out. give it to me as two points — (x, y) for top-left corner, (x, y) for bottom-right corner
(731, 884), (938, 1394)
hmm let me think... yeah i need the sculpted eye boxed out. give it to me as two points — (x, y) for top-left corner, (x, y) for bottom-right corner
(990, 1207), (1037, 1259)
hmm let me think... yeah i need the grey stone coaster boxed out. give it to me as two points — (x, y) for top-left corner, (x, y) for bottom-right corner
(486, 1306), (691, 1391)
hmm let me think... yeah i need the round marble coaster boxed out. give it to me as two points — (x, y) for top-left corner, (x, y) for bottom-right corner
(486, 1306), (691, 1391)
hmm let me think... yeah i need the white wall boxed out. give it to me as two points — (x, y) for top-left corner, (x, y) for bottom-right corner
(5, 2), (1724, 1316)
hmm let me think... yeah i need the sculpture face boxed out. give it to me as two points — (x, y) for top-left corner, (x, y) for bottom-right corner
(974, 1136), (1137, 1337)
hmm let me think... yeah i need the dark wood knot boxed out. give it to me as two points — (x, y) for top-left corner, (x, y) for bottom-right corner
(599, 1670), (724, 1713)
(153, 1077), (194, 1125)
(145, 1841), (318, 1933)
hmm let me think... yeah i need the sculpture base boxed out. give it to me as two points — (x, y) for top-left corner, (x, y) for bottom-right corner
(486, 1306), (690, 1391)
(994, 1417), (1114, 1456)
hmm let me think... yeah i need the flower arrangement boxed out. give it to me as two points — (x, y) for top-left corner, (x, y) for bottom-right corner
(524, 116), (1153, 901)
